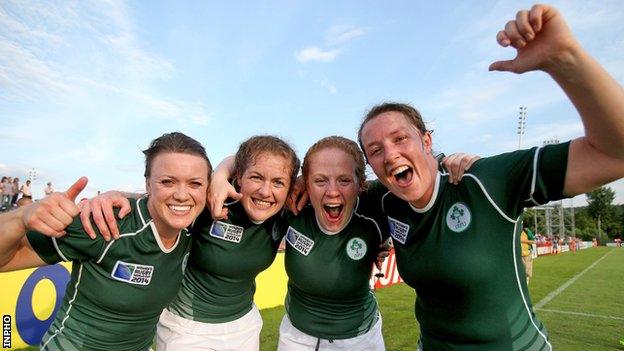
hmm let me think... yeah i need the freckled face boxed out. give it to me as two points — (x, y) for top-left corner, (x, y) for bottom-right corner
(307, 148), (359, 233)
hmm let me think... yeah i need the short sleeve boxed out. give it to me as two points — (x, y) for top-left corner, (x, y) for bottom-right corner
(528, 142), (569, 206)
(27, 216), (107, 264)
(469, 142), (569, 219)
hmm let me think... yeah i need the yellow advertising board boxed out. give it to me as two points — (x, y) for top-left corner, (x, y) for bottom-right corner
(0, 256), (288, 350)
(1, 251), (400, 349)
(1, 263), (72, 349)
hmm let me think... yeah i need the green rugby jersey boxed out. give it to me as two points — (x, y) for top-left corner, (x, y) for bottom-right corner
(372, 143), (569, 351)
(27, 197), (193, 351)
(168, 201), (283, 323)
(283, 204), (383, 340)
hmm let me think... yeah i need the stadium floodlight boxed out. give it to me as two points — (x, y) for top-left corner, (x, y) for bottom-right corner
(28, 168), (37, 182)
(517, 106), (527, 149)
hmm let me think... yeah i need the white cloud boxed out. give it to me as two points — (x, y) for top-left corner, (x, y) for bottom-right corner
(471, 134), (493, 144)
(0, 40), (71, 101)
(0, 0), (208, 126)
(326, 25), (364, 46)
(492, 121), (584, 151)
(318, 77), (337, 94)
(0, 163), (31, 177)
(423, 73), (513, 123)
(295, 47), (340, 62)
(607, 179), (624, 205)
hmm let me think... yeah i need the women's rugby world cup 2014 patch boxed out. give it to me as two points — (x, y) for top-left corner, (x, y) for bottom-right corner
(209, 221), (244, 243)
(387, 217), (409, 244)
(111, 261), (154, 285)
(285, 226), (314, 255)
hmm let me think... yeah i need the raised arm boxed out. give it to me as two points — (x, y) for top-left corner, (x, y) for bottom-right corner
(490, 4), (624, 196)
(0, 177), (87, 272)
(209, 155), (242, 219)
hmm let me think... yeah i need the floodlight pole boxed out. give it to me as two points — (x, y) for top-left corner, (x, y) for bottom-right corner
(517, 106), (527, 150)
(28, 168), (38, 182)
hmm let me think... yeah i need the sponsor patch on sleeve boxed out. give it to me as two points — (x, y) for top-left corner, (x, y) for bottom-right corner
(387, 216), (410, 244)
(209, 221), (244, 243)
(285, 226), (314, 256)
(111, 261), (154, 285)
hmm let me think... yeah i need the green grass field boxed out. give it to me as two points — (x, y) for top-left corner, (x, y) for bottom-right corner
(258, 247), (624, 351)
(15, 247), (624, 350)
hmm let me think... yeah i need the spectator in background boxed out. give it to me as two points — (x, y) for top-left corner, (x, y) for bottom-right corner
(569, 236), (577, 254)
(536, 233), (545, 244)
(0, 177), (5, 210)
(1, 177), (14, 210)
(521, 228), (536, 284)
(11, 178), (20, 206)
(552, 236), (559, 255)
(20, 180), (32, 200)
(44, 182), (54, 196)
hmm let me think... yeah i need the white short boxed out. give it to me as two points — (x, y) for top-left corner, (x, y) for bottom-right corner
(277, 314), (385, 351)
(156, 305), (263, 351)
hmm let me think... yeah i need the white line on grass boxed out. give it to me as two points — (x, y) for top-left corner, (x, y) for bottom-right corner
(534, 249), (615, 309)
(535, 308), (624, 321)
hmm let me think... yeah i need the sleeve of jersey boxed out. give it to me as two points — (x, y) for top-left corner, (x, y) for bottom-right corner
(26, 217), (107, 264)
(469, 141), (569, 219)
(525, 141), (569, 207)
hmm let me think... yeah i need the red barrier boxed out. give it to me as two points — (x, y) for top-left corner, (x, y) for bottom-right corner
(370, 250), (403, 289)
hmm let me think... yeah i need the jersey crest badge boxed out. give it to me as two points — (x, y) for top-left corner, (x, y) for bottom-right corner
(111, 261), (154, 285)
(388, 216), (410, 244)
(346, 237), (367, 260)
(446, 202), (471, 233)
(209, 221), (244, 243)
(286, 226), (315, 255)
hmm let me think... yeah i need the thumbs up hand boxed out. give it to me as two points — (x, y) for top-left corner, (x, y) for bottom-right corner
(488, 5), (578, 75)
(22, 177), (88, 237)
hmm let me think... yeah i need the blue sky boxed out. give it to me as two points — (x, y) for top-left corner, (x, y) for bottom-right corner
(1, 0), (624, 206)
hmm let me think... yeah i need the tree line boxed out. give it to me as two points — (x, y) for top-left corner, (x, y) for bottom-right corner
(522, 186), (622, 244)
